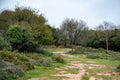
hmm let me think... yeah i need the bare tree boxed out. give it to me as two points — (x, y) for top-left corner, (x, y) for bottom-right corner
(60, 18), (88, 51)
(97, 21), (116, 52)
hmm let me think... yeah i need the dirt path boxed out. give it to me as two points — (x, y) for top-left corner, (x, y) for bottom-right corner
(53, 51), (74, 58)
(52, 51), (119, 80)
(28, 51), (120, 80)
(54, 61), (86, 80)
(53, 61), (106, 80)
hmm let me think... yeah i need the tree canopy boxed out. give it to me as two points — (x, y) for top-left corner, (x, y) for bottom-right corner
(0, 7), (120, 52)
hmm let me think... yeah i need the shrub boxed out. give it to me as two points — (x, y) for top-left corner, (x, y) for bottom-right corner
(25, 53), (43, 60)
(6, 25), (34, 51)
(52, 55), (65, 63)
(109, 52), (120, 60)
(0, 50), (23, 65)
(0, 50), (34, 70)
(23, 62), (34, 70)
(69, 50), (85, 54)
(35, 48), (52, 56)
(36, 58), (53, 67)
(117, 65), (120, 72)
(0, 35), (11, 50)
(0, 60), (24, 80)
(87, 53), (101, 59)
(87, 52), (111, 59)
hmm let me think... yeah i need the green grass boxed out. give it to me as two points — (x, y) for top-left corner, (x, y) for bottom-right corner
(82, 75), (89, 80)
(19, 62), (65, 80)
(19, 47), (120, 80)
(18, 48), (70, 80)
(19, 66), (53, 80)
(92, 59), (120, 66)
(68, 54), (120, 67)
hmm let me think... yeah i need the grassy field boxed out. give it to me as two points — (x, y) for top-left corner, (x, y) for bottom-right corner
(19, 48), (120, 80)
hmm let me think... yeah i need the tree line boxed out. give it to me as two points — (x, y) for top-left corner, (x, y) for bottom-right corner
(0, 7), (120, 52)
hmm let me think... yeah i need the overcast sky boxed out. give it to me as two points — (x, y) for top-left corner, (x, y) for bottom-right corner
(0, 0), (120, 28)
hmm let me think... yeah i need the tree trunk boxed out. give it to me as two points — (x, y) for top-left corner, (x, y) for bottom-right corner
(106, 38), (109, 53)
(71, 44), (74, 51)
(106, 31), (109, 53)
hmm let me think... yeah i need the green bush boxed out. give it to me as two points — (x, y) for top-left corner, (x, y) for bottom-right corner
(0, 50), (34, 70)
(71, 47), (120, 60)
(52, 55), (65, 63)
(35, 48), (52, 56)
(6, 25), (34, 51)
(25, 53), (43, 60)
(0, 60), (24, 80)
(87, 52), (111, 59)
(69, 50), (85, 54)
(0, 35), (6, 50)
(117, 65), (120, 72)
(109, 52), (120, 60)
(23, 62), (34, 70)
(87, 53), (101, 59)
(0, 35), (11, 50)
(36, 58), (53, 67)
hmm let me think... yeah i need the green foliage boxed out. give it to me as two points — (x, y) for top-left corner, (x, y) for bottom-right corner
(82, 75), (89, 80)
(117, 65), (120, 72)
(86, 51), (120, 60)
(35, 48), (52, 56)
(33, 26), (53, 45)
(87, 34), (100, 48)
(36, 58), (53, 67)
(0, 35), (5, 50)
(48, 26), (61, 46)
(0, 50), (34, 70)
(0, 10), (15, 36)
(69, 50), (85, 54)
(86, 53), (110, 59)
(52, 55), (65, 63)
(6, 25), (33, 51)
(86, 53), (101, 59)
(87, 29), (120, 52)
(0, 60), (24, 80)
(69, 47), (120, 60)
(0, 34), (11, 50)
(25, 53), (43, 60)
(0, 7), (54, 49)
(69, 47), (104, 54)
